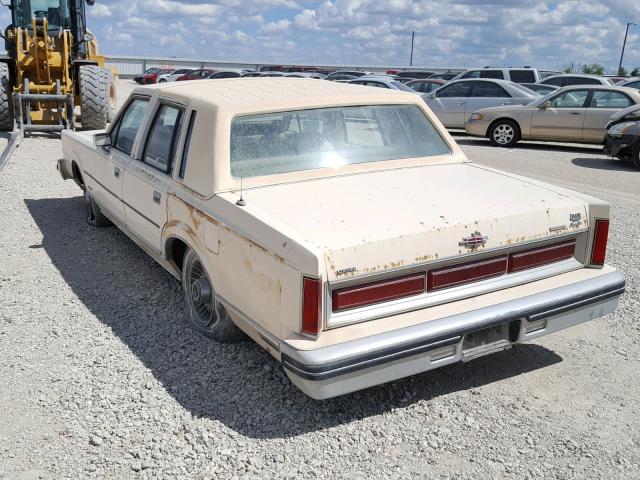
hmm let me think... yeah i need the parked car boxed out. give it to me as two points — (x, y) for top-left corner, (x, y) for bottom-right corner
(57, 78), (624, 399)
(207, 70), (244, 79)
(141, 68), (175, 84)
(393, 70), (435, 79)
(406, 78), (446, 94)
(603, 107), (640, 169)
(453, 68), (540, 83)
(326, 74), (358, 82)
(465, 85), (640, 147)
(348, 76), (417, 92)
(243, 72), (266, 77)
(428, 72), (459, 81)
(618, 78), (640, 90)
(520, 83), (560, 95)
(283, 72), (326, 79)
(423, 79), (538, 128)
(157, 68), (196, 83)
(325, 71), (370, 80)
(176, 69), (216, 81)
(538, 74), (612, 87)
(133, 68), (162, 84)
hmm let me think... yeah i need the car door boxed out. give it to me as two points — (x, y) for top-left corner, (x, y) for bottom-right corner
(426, 81), (473, 128)
(83, 97), (150, 222)
(465, 81), (515, 122)
(122, 102), (185, 252)
(582, 90), (635, 142)
(530, 89), (589, 141)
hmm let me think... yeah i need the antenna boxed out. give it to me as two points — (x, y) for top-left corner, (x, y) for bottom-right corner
(236, 175), (246, 206)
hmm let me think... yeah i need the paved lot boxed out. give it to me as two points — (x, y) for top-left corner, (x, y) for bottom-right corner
(0, 83), (639, 479)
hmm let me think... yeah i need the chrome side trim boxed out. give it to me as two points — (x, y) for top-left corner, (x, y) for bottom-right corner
(282, 270), (625, 382)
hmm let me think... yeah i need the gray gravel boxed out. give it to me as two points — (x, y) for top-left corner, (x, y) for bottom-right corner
(0, 87), (639, 479)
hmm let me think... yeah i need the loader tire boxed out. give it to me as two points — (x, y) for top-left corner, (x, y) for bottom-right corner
(0, 62), (14, 132)
(79, 65), (116, 130)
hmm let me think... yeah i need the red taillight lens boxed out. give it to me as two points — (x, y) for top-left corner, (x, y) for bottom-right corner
(302, 277), (321, 335)
(508, 240), (576, 273)
(428, 256), (507, 291)
(332, 273), (426, 312)
(591, 219), (609, 265)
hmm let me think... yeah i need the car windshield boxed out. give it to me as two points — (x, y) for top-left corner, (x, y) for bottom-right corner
(13, 0), (71, 29)
(230, 105), (451, 178)
(509, 83), (539, 96)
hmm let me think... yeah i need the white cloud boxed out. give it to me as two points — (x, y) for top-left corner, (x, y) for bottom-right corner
(89, 4), (111, 18)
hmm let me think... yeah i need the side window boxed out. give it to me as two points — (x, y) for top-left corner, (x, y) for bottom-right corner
(625, 81), (640, 89)
(460, 70), (480, 79)
(548, 90), (589, 108)
(590, 91), (633, 109)
(179, 111), (196, 179)
(409, 82), (424, 92)
(112, 98), (150, 156)
(142, 105), (184, 174)
(541, 77), (564, 86)
(370, 82), (389, 88)
(566, 77), (600, 86)
(479, 70), (504, 79)
(510, 70), (536, 83)
(471, 81), (510, 97)
(437, 81), (473, 97)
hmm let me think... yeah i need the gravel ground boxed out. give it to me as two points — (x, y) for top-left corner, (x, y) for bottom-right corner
(1, 85), (639, 479)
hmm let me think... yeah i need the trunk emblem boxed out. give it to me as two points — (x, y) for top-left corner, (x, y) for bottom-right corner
(459, 232), (488, 250)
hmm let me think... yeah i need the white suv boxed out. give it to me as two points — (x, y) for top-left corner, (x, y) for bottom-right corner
(453, 68), (540, 84)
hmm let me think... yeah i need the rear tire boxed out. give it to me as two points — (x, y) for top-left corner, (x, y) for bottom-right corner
(0, 62), (14, 132)
(84, 190), (112, 227)
(488, 119), (520, 148)
(632, 142), (640, 170)
(79, 65), (116, 130)
(182, 248), (244, 342)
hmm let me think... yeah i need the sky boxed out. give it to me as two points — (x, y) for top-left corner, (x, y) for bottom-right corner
(1, 0), (639, 71)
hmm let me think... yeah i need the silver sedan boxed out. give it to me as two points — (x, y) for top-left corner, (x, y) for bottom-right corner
(465, 85), (640, 147)
(422, 79), (538, 128)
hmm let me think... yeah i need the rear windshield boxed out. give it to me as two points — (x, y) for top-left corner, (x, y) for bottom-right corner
(230, 105), (450, 178)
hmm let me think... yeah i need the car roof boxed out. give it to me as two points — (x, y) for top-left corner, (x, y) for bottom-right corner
(137, 78), (419, 114)
(407, 79), (446, 84)
(543, 73), (605, 79)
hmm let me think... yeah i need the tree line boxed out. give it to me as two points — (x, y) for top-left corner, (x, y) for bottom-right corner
(563, 63), (640, 77)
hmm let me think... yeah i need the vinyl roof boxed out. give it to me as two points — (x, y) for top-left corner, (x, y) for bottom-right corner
(133, 77), (419, 114)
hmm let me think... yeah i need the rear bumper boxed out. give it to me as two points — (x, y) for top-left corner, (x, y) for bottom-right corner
(281, 269), (624, 399)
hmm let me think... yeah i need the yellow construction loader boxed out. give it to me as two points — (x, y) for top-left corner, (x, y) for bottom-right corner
(0, 0), (116, 136)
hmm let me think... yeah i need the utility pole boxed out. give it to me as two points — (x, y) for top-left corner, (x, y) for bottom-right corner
(618, 21), (636, 76)
(409, 30), (415, 66)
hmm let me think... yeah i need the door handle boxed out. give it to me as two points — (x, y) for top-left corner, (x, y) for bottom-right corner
(114, 167), (120, 178)
(500, 102), (510, 105)
(570, 112), (582, 115)
(153, 191), (161, 204)
(456, 102), (466, 105)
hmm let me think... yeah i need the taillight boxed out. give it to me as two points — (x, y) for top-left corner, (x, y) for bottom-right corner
(508, 240), (576, 273)
(428, 256), (507, 291)
(590, 219), (609, 265)
(332, 273), (425, 312)
(302, 276), (321, 335)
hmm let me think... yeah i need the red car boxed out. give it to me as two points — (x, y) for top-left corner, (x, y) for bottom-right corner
(142, 68), (175, 84)
(405, 78), (447, 94)
(176, 69), (217, 81)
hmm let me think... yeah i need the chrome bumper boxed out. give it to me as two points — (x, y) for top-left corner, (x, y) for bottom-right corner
(281, 270), (625, 399)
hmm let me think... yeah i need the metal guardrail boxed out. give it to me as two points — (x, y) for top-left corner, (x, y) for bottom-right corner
(103, 54), (465, 78)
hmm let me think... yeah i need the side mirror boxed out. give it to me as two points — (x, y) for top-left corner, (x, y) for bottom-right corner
(539, 101), (550, 109)
(94, 132), (111, 147)
(423, 92), (435, 100)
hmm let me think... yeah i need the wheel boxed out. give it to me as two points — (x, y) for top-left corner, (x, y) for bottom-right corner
(84, 190), (112, 227)
(182, 248), (244, 342)
(632, 142), (640, 170)
(159, 78), (167, 83)
(79, 65), (116, 130)
(488, 120), (520, 147)
(0, 62), (14, 132)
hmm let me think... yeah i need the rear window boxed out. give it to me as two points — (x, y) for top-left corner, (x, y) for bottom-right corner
(230, 105), (450, 178)
(509, 70), (536, 83)
(479, 70), (504, 79)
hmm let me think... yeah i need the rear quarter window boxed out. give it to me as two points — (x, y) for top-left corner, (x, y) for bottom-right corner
(509, 70), (536, 83)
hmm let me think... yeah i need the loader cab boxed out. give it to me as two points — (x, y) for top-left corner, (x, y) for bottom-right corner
(11, 0), (73, 30)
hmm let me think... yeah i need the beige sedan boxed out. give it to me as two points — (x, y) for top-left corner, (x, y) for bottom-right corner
(465, 85), (640, 147)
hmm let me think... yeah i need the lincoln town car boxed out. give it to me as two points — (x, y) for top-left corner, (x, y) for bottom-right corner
(57, 78), (625, 399)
